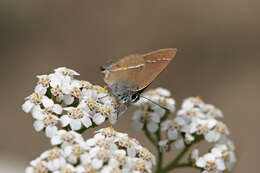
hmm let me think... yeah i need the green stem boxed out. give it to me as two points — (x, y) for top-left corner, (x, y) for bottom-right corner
(155, 122), (163, 173)
(160, 136), (203, 173)
(161, 144), (191, 173)
(156, 148), (163, 172)
(174, 162), (193, 168)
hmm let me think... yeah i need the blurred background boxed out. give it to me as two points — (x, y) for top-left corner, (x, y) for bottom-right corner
(0, 0), (259, 172)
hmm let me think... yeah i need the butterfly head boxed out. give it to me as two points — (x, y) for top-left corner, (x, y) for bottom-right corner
(109, 81), (142, 106)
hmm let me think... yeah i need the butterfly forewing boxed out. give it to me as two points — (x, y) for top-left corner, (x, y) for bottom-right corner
(103, 48), (176, 91)
(104, 55), (145, 89)
(135, 48), (177, 90)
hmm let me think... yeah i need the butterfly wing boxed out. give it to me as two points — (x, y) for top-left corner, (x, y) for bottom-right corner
(137, 48), (177, 90)
(103, 54), (145, 90)
(103, 48), (177, 91)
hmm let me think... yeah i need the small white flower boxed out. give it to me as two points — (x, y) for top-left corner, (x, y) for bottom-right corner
(92, 113), (106, 125)
(33, 114), (59, 138)
(51, 130), (84, 148)
(202, 104), (224, 118)
(158, 140), (169, 152)
(26, 159), (48, 173)
(215, 139), (236, 171)
(196, 153), (225, 172)
(132, 88), (176, 133)
(205, 122), (229, 142)
(22, 85), (48, 113)
(193, 138), (236, 173)
(132, 110), (159, 132)
(134, 88), (175, 112)
(155, 87), (171, 97)
(54, 67), (80, 77)
(161, 120), (179, 141)
(60, 106), (92, 131)
(54, 163), (76, 173)
(31, 100), (62, 120)
(37, 147), (66, 171)
(64, 143), (88, 164)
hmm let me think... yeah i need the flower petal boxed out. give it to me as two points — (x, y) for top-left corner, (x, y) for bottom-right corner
(147, 122), (158, 133)
(22, 100), (34, 113)
(51, 135), (62, 145)
(60, 115), (70, 127)
(45, 126), (58, 138)
(53, 104), (63, 114)
(33, 120), (44, 131)
(93, 114), (105, 125)
(42, 97), (54, 108)
(81, 116), (92, 128)
(70, 119), (81, 130)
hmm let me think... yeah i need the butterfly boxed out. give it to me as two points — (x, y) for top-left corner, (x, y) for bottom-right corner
(101, 48), (177, 114)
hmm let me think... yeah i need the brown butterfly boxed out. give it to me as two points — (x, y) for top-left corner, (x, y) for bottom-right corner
(101, 48), (177, 113)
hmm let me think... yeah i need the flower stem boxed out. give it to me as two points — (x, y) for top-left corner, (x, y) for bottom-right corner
(160, 145), (191, 173)
(155, 122), (163, 173)
(173, 162), (193, 168)
(160, 135), (203, 173)
(144, 126), (157, 147)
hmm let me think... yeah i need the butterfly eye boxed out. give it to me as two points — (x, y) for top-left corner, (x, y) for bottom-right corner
(131, 93), (140, 102)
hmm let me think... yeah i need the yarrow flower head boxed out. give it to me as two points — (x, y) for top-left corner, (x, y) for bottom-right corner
(22, 67), (118, 138)
(26, 127), (156, 173)
(132, 88), (175, 133)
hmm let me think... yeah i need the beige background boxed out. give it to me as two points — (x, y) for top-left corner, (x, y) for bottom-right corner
(0, 0), (259, 172)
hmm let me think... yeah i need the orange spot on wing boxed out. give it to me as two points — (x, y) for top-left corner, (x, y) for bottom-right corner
(114, 64), (121, 69)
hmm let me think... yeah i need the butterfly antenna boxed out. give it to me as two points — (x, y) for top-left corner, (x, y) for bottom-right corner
(140, 95), (169, 111)
(97, 95), (109, 104)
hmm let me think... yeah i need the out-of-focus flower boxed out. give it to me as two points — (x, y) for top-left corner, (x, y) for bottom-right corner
(64, 142), (88, 165)
(132, 88), (175, 133)
(161, 119), (179, 141)
(135, 88), (176, 112)
(214, 138), (236, 171)
(175, 97), (229, 143)
(196, 152), (225, 173)
(158, 140), (169, 152)
(192, 138), (236, 173)
(22, 67), (119, 135)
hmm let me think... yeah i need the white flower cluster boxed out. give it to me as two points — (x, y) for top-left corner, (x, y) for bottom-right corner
(22, 67), (118, 138)
(132, 88), (175, 133)
(26, 127), (156, 173)
(158, 96), (232, 151)
(176, 96), (229, 143)
(191, 137), (236, 173)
